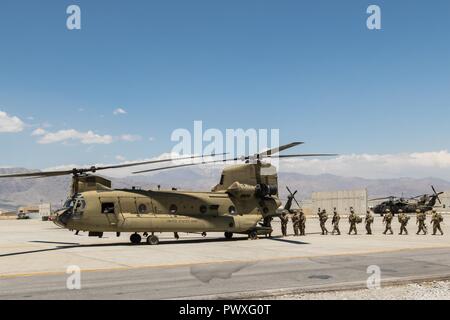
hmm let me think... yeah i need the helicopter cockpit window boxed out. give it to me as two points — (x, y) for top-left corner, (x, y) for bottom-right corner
(72, 199), (86, 218)
(102, 203), (115, 214)
(75, 200), (85, 210)
(63, 199), (75, 209)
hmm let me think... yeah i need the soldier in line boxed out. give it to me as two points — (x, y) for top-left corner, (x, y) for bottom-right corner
(431, 209), (444, 236)
(319, 209), (329, 235)
(316, 208), (322, 232)
(299, 209), (306, 236)
(383, 209), (394, 235)
(331, 208), (341, 235)
(292, 210), (300, 236)
(397, 209), (410, 235)
(262, 215), (273, 238)
(416, 209), (427, 235)
(348, 208), (359, 235)
(280, 211), (289, 237)
(365, 209), (374, 235)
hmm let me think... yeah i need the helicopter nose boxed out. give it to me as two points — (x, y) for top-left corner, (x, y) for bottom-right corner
(54, 208), (72, 227)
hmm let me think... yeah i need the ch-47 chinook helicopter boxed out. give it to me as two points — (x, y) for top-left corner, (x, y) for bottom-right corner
(0, 142), (336, 245)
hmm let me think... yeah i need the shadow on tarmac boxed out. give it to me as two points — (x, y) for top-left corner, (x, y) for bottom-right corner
(0, 233), (312, 258)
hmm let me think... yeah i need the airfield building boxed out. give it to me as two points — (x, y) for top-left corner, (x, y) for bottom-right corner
(17, 203), (52, 219)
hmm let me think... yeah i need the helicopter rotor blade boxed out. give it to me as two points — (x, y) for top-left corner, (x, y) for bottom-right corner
(133, 157), (239, 174)
(258, 142), (304, 157)
(132, 152), (338, 175)
(0, 170), (76, 179)
(292, 193), (301, 208)
(431, 185), (438, 195)
(269, 154), (339, 158)
(286, 186), (293, 195)
(91, 153), (228, 171)
(369, 196), (398, 201)
(0, 153), (228, 179)
(431, 186), (443, 204)
(286, 186), (298, 197)
(285, 186), (301, 209)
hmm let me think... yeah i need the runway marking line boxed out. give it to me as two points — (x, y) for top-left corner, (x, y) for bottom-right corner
(2, 244), (450, 280)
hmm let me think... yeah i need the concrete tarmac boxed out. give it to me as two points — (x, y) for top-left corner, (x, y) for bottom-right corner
(0, 216), (449, 299)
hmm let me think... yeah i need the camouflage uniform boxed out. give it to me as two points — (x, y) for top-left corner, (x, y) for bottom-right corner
(416, 210), (427, 235)
(331, 208), (341, 235)
(431, 209), (444, 235)
(348, 209), (358, 235)
(365, 210), (374, 235)
(383, 209), (394, 235)
(263, 216), (273, 237)
(397, 210), (410, 235)
(319, 209), (329, 235)
(280, 212), (289, 237)
(299, 209), (306, 236)
(292, 211), (300, 236)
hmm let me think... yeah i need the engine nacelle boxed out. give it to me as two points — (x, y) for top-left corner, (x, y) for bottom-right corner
(255, 184), (278, 198)
(227, 182), (278, 199)
(226, 182), (257, 198)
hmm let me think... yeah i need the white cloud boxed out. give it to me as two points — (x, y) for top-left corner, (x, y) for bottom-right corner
(119, 134), (142, 142)
(37, 129), (114, 145)
(32, 127), (142, 145)
(276, 151), (450, 180)
(31, 128), (46, 136)
(115, 155), (126, 161)
(0, 111), (25, 133)
(148, 137), (156, 142)
(113, 108), (127, 115)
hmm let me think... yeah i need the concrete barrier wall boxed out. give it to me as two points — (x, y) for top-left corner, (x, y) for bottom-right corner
(437, 192), (450, 213)
(310, 189), (368, 215)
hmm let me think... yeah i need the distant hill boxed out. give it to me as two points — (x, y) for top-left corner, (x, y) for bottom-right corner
(1, 167), (450, 211)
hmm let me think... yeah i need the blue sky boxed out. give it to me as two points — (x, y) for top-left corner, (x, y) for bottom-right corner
(1, 0), (450, 170)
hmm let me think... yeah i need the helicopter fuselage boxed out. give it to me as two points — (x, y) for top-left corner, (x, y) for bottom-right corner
(55, 189), (281, 235)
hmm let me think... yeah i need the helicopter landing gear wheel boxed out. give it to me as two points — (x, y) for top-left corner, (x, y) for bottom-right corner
(224, 232), (233, 239)
(130, 233), (141, 245)
(146, 235), (160, 245)
(249, 231), (258, 240)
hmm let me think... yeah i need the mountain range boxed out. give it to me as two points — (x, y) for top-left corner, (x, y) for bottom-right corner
(1, 167), (450, 211)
